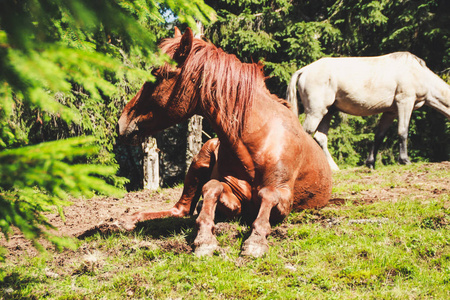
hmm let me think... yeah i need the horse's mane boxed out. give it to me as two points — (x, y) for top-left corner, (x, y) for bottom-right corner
(159, 36), (282, 137)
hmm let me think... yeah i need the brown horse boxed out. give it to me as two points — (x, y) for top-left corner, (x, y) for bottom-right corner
(117, 27), (332, 257)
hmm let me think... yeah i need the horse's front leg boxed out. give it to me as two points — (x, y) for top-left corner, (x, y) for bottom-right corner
(304, 109), (339, 171)
(396, 97), (415, 165)
(241, 186), (292, 257)
(314, 110), (339, 171)
(194, 180), (241, 256)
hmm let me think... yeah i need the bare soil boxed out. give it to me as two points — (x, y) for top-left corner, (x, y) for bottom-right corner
(1, 187), (183, 260)
(1, 162), (449, 261)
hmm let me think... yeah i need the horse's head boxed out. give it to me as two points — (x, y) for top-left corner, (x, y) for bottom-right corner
(117, 28), (199, 143)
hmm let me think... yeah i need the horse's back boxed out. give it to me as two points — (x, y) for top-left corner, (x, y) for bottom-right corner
(302, 52), (423, 84)
(299, 52), (431, 116)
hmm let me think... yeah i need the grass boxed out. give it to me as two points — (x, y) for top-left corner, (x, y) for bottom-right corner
(1, 162), (449, 299)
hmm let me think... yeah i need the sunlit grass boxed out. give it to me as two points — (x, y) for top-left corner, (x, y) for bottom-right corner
(1, 162), (449, 299)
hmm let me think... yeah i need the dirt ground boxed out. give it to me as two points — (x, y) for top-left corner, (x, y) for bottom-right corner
(1, 187), (183, 260)
(1, 162), (449, 260)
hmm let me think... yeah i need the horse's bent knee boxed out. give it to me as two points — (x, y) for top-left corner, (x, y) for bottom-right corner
(258, 187), (280, 206)
(258, 186), (292, 219)
(202, 179), (223, 198)
(190, 138), (218, 170)
(303, 117), (320, 135)
(303, 124), (316, 135)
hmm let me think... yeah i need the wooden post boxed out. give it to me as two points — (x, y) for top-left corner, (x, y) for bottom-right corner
(142, 137), (159, 190)
(186, 115), (203, 168)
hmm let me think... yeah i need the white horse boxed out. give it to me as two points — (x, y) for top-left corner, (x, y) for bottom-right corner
(287, 52), (450, 170)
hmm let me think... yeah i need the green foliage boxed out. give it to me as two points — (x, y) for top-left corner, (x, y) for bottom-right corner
(204, 0), (450, 167)
(0, 0), (213, 155)
(0, 0), (214, 260)
(0, 137), (124, 250)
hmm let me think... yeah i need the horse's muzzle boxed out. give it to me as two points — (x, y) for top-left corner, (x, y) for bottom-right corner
(116, 121), (141, 145)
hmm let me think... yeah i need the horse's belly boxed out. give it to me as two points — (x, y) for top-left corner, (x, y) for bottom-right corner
(334, 93), (396, 116)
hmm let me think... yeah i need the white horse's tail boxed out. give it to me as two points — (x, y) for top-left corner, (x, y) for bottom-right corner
(286, 68), (303, 115)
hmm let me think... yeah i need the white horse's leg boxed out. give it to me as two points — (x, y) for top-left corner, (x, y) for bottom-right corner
(396, 96), (416, 165)
(302, 86), (336, 169)
(365, 112), (397, 168)
(314, 111), (339, 171)
(303, 113), (323, 135)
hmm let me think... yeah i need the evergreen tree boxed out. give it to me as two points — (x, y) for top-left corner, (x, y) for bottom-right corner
(0, 0), (214, 262)
(204, 0), (449, 167)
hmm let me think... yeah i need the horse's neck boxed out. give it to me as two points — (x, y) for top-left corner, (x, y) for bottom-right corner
(426, 71), (450, 118)
(437, 77), (450, 104)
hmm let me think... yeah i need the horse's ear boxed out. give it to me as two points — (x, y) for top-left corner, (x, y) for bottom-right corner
(174, 26), (181, 38)
(174, 27), (193, 66)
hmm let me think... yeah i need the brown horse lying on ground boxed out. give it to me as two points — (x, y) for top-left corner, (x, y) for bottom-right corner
(117, 27), (332, 257)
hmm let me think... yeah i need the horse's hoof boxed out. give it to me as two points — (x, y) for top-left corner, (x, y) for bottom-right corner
(77, 217), (134, 239)
(100, 218), (135, 232)
(194, 243), (219, 257)
(117, 220), (136, 231)
(330, 164), (340, 172)
(365, 160), (375, 169)
(399, 158), (411, 165)
(241, 240), (269, 258)
(114, 215), (138, 231)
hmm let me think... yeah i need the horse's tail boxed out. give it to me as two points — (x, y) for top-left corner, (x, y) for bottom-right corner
(286, 68), (303, 115)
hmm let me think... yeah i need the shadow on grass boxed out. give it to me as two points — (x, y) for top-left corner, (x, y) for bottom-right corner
(77, 215), (198, 240)
(0, 272), (44, 298)
(135, 216), (197, 241)
(135, 215), (252, 245)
